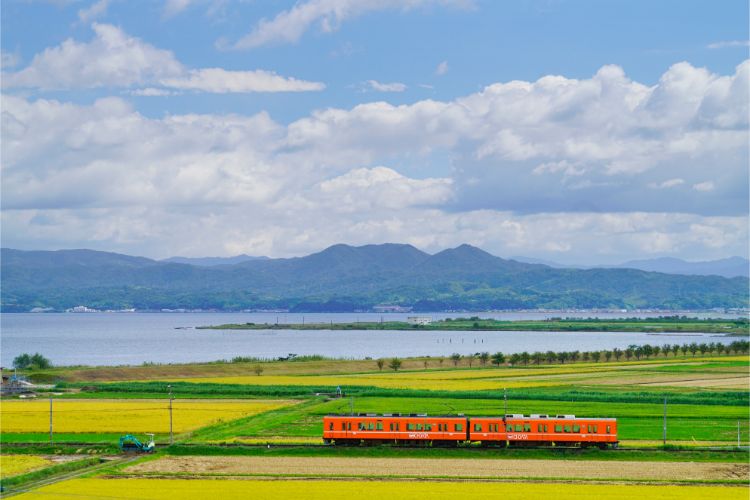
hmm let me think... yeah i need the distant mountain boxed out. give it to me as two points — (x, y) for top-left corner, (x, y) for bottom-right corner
(510, 255), (749, 278)
(162, 254), (268, 266)
(1, 245), (747, 312)
(616, 257), (749, 278)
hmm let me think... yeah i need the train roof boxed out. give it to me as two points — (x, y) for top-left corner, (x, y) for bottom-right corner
(325, 413), (616, 420)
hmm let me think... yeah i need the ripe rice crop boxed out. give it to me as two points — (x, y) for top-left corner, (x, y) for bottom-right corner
(0, 455), (54, 478)
(12, 478), (746, 500)
(0, 399), (292, 434)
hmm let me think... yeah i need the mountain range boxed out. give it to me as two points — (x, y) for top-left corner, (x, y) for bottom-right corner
(1, 244), (748, 312)
(511, 256), (749, 278)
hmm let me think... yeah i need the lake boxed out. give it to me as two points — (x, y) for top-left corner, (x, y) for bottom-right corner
(0, 312), (742, 367)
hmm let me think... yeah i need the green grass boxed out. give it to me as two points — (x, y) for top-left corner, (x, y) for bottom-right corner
(0, 457), (102, 490)
(0, 432), (169, 444)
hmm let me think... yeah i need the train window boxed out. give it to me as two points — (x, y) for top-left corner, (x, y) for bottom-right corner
(342, 422), (347, 431)
(606, 425), (611, 434)
(425, 424), (432, 431)
(544, 425), (549, 432)
(455, 424), (463, 432)
(416, 424), (423, 431)
(368, 423), (375, 431)
(474, 423), (482, 432)
(572, 425), (580, 433)
(407, 423), (415, 431)
(395, 423), (399, 431)
(524, 424), (531, 432)
(506, 424), (513, 432)
(329, 422), (334, 431)
(376, 421), (383, 431)
(358, 423), (365, 431)
(564, 425), (572, 433)
(554, 425), (562, 433)
(514, 424), (523, 432)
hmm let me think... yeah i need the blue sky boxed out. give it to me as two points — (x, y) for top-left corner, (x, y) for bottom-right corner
(1, 0), (748, 263)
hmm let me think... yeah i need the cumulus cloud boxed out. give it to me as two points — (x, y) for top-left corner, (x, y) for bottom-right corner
(1, 61), (747, 260)
(707, 40), (750, 49)
(2, 23), (324, 93)
(435, 60), (449, 75)
(163, 0), (193, 18)
(231, 0), (471, 49)
(364, 80), (407, 92)
(77, 0), (110, 23)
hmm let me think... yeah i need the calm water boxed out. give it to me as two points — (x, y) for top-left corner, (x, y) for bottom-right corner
(0, 312), (742, 367)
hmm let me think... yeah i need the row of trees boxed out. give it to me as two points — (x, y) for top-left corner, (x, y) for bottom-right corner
(12, 352), (52, 370)
(374, 340), (750, 371)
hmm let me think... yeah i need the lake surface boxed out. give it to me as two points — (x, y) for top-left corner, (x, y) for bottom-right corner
(1, 312), (742, 367)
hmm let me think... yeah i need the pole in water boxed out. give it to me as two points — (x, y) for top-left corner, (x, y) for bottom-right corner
(49, 397), (53, 444)
(662, 397), (667, 446)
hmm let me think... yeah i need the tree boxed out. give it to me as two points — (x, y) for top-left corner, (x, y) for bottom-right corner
(569, 351), (580, 363)
(591, 351), (601, 363)
(532, 352), (544, 365)
(652, 346), (661, 358)
(581, 351), (590, 362)
(520, 351), (530, 366)
(467, 355), (475, 368)
(253, 365), (264, 376)
(613, 348), (623, 361)
(672, 344), (681, 357)
(13, 352), (50, 370)
(491, 352), (505, 366)
(715, 343), (725, 356)
(604, 350), (613, 362)
(479, 352), (490, 366)
(545, 351), (556, 364)
(680, 344), (689, 356)
(376, 359), (385, 371)
(624, 348), (634, 361)
(688, 343), (699, 356)
(642, 344), (653, 359)
(13, 353), (32, 369)
(423, 360), (429, 369)
(698, 343), (709, 356)
(662, 344), (671, 357)
(509, 353), (522, 365)
(451, 353), (462, 366)
(389, 358), (403, 371)
(556, 351), (568, 364)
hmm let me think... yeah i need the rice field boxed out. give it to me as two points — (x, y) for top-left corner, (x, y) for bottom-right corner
(0, 399), (293, 434)
(11, 478), (747, 499)
(164, 357), (750, 392)
(0, 455), (54, 478)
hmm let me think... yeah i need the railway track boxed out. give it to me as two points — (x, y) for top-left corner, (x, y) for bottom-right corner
(5, 441), (746, 452)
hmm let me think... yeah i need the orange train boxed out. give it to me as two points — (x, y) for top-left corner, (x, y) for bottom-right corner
(323, 413), (618, 448)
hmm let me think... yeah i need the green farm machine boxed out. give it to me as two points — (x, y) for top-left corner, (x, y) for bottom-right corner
(118, 433), (155, 453)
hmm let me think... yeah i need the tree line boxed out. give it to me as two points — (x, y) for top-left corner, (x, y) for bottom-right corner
(375, 340), (750, 371)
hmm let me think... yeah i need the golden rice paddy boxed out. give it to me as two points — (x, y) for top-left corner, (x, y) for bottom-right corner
(12, 478), (747, 499)
(0, 399), (293, 434)
(0, 455), (54, 478)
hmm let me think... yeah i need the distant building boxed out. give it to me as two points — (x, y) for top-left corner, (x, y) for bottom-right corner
(66, 305), (99, 313)
(407, 316), (432, 326)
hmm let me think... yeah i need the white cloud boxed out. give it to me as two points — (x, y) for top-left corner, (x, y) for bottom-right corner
(1, 51), (20, 69)
(162, 68), (325, 93)
(3, 23), (324, 93)
(77, 0), (110, 23)
(163, 0), (193, 18)
(2, 61), (747, 260)
(435, 60), (449, 75)
(707, 40), (750, 49)
(648, 178), (685, 189)
(231, 0), (471, 49)
(129, 87), (178, 96)
(364, 80), (407, 92)
(693, 181), (715, 192)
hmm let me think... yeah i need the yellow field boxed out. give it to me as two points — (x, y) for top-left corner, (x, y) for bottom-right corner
(0, 399), (293, 434)
(0, 455), (54, 478)
(12, 478), (746, 499)
(166, 356), (750, 391)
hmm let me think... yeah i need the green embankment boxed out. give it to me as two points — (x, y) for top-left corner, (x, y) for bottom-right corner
(199, 317), (750, 334)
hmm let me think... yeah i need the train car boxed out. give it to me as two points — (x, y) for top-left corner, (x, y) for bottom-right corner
(323, 413), (469, 446)
(469, 414), (618, 448)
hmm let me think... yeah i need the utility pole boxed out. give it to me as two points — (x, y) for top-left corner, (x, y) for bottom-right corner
(504, 388), (507, 416)
(662, 397), (667, 446)
(168, 384), (174, 445)
(738, 421), (742, 448)
(349, 396), (354, 415)
(49, 397), (53, 444)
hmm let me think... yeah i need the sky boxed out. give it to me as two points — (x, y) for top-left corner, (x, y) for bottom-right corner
(1, 0), (748, 264)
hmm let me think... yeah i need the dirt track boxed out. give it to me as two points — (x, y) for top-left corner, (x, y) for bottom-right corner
(126, 456), (748, 481)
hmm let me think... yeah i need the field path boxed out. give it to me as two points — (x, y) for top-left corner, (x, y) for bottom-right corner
(125, 456), (749, 482)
